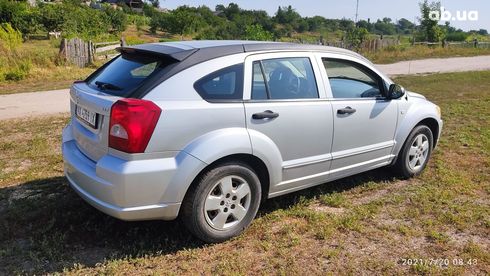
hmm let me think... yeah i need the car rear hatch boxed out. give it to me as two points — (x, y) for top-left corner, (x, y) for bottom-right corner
(70, 45), (196, 161)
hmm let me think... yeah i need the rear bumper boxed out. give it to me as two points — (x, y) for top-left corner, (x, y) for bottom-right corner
(62, 124), (183, 221)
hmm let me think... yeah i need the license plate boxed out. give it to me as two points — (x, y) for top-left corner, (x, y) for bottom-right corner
(76, 105), (98, 129)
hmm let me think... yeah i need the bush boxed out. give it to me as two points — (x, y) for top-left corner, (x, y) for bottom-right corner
(0, 23), (22, 51)
(244, 24), (273, 41)
(4, 60), (31, 81)
(103, 5), (128, 33)
(445, 31), (469, 42)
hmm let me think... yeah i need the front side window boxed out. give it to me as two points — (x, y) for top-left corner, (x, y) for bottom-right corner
(194, 64), (244, 101)
(323, 59), (383, 98)
(252, 57), (319, 100)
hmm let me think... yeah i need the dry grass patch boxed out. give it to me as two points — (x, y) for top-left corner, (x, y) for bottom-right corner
(0, 71), (489, 274)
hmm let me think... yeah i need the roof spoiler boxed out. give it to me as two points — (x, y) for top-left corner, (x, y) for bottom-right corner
(116, 44), (198, 61)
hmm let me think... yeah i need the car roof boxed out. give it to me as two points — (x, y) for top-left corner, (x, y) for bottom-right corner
(117, 40), (366, 62)
(117, 40), (370, 99)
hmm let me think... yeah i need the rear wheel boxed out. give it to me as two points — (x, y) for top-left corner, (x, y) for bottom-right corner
(181, 162), (261, 243)
(395, 125), (433, 178)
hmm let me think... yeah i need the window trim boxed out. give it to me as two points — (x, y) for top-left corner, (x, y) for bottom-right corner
(193, 63), (244, 103)
(322, 58), (388, 100)
(250, 56), (320, 101)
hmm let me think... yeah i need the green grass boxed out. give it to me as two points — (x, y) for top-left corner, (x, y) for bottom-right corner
(0, 71), (489, 274)
(364, 45), (490, 64)
(0, 25), (166, 95)
(1, 28), (490, 94)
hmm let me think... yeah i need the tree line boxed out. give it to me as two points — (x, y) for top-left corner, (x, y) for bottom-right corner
(0, 0), (487, 43)
(0, 0), (128, 39)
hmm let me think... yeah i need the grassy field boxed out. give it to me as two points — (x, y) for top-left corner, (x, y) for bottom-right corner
(364, 45), (490, 64)
(0, 25), (165, 95)
(0, 27), (489, 95)
(0, 71), (489, 275)
(0, 39), (98, 95)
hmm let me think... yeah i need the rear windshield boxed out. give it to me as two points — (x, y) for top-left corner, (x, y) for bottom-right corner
(86, 53), (173, 97)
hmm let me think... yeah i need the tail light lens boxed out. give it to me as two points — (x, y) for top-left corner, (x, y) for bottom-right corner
(109, 99), (161, 153)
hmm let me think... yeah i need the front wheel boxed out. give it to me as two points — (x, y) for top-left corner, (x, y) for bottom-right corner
(394, 125), (433, 178)
(181, 162), (261, 243)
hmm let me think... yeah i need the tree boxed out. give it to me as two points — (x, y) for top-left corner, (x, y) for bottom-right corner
(149, 12), (168, 34)
(148, 0), (159, 8)
(39, 3), (64, 33)
(0, 0), (42, 37)
(346, 27), (369, 50)
(103, 6), (128, 33)
(338, 18), (355, 31)
(306, 16), (326, 32)
(160, 6), (204, 39)
(374, 18), (396, 35)
(274, 5), (301, 32)
(418, 0), (444, 42)
(244, 24), (273, 41)
(397, 18), (414, 34)
(357, 19), (373, 32)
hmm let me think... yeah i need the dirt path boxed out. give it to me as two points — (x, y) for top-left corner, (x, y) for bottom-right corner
(376, 55), (490, 75)
(1, 55), (490, 120)
(0, 89), (70, 120)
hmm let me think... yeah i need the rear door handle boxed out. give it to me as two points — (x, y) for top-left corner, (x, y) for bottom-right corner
(252, 110), (279, 119)
(337, 107), (356, 115)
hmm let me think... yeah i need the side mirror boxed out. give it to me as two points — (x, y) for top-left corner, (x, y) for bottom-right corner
(388, 84), (405, 99)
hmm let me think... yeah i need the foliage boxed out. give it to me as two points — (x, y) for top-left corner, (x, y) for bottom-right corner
(346, 27), (369, 50)
(4, 60), (31, 81)
(418, 0), (445, 42)
(128, 14), (150, 31)
(102, 5), (128, 33)
(373, 18), (397, 35)
(148, 0), (159, 8)
(0, 23), (22, 51)
(0, 0), (127, 40)
(166, 6), (202, 37)
(244, 24), (273, 41)
(0, 0), (42, 37)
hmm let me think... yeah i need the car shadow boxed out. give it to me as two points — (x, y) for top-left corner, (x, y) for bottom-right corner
(0, 167), (397, 274)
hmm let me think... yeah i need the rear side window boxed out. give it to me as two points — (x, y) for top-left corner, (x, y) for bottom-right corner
(194, 64), (244, 101)
(86, 53), (173, 97)
(252, 57), (318, 100)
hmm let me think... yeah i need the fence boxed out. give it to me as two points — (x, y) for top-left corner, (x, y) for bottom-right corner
(59, 38), (125, 67)
(411, 41), (490, 49)
(318, 38), (399, 52)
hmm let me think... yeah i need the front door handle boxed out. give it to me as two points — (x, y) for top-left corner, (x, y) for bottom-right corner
(337, 107), (356, 115)
(252, 110), (279, 120)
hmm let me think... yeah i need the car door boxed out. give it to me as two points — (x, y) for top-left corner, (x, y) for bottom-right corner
(243, 52), (334, 196)
(319, 56), (398, 179)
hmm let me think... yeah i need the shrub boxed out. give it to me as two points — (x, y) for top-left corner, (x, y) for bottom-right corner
(244, 24), (273, 41)
(4, 60), (31, 81)
(0, 23), (22, 51)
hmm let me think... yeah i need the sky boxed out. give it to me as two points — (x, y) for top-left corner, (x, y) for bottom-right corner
(162, 0), (489, 31)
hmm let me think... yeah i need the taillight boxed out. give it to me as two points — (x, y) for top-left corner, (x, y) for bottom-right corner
(109, 99), (161, 153)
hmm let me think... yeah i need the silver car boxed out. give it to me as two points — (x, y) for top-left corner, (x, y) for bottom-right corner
(62, 40), (442, 242)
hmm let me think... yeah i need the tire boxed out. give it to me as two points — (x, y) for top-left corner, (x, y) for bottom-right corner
(394, 125), (434, 178)
(181, 162), (262, 243)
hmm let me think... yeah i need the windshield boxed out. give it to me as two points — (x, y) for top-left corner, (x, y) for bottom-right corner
(87, 53), (173, 97)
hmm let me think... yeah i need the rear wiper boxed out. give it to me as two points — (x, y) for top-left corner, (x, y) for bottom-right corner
(95, 81), (122, 91)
